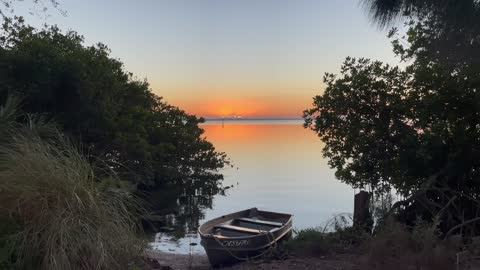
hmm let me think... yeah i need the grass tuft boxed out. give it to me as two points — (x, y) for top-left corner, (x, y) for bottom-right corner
(0, 132), (145, 270)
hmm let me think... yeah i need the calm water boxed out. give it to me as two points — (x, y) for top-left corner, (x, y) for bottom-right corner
(150, 119), (353, 253)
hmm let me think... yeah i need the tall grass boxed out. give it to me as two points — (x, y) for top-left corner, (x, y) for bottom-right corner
(0, 105), (145, 269)
(359, 219), (457, 270)
(284, 214), (458, 269)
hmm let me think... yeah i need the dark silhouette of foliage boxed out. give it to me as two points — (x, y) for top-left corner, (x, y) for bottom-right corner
(363, 0), (480, 67)
(0, 20), (229, 233)
(362, 0), (480, 28)
(304, 58), (414, 194)
(306, 2), (480, 234)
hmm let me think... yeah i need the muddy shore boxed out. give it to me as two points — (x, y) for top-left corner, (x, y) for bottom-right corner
(145, 250), (355, 270)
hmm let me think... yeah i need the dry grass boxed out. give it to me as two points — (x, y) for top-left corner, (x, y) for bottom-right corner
(0, 131), (145, 270)
(284, 213), (459, 270)
(358, 219), (457, 270)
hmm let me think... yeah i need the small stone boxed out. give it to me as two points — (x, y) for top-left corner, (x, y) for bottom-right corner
(145, 258), (161, 269)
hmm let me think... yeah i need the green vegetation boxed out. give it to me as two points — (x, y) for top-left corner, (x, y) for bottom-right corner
(300, 1), (480, 268)
(0, 7), (229, 269)
(285, 215), (368, 256)
(284, 217), (458, 270)
(362, 0), (479, 32)
(305, 0), (480, 235)
(0, 17), (229, 234)
(0, 97), (145, 269)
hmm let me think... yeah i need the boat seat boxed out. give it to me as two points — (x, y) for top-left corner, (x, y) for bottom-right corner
(214, 224), (264, 235)
(236, 217), (283, 227)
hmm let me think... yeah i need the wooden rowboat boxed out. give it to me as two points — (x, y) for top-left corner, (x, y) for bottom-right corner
(198, 208), (293, 267)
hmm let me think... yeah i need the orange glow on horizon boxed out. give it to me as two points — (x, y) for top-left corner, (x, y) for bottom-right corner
(200, 122), (328, 167)
(165, 95), (312, 119)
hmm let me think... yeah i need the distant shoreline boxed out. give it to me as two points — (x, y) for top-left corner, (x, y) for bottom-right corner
(204, 117), (303, 121)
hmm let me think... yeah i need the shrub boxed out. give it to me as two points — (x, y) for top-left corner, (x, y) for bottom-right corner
(0, 131), (145, 270)
(284, 227), (332, 256)
(284, 214), (370, 256)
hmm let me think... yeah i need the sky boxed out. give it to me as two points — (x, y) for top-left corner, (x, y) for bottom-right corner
(15, 0), (399, 118)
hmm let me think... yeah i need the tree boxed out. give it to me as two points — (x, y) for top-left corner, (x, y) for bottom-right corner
(362, 0), (479, 28)
(0, 20), (229, 233)
(305, 3), (480, 233)
(363, 0), (480, 67)
(304, 58), (416, 194)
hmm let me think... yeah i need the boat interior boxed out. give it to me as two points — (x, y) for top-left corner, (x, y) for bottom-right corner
(206, 209), (291, 238)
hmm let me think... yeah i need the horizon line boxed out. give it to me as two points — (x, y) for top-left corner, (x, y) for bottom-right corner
(204, 117), (303, 121)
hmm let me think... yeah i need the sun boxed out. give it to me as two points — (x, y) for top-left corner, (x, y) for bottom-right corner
(218, 106), (234, 117)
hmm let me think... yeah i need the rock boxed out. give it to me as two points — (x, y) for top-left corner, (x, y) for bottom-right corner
(145, 258), (162, 269)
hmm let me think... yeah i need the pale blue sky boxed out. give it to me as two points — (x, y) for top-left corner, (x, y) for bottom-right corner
(14, 0), (400, 117)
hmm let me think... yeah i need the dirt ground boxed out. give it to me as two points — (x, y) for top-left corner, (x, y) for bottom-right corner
(144, 250), (355, 270)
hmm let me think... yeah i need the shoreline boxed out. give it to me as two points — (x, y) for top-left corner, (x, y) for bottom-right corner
(145, 250), (210, 269)
(144, 249), (355, 270)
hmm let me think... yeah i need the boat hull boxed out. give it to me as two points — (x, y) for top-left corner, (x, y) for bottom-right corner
(198, 208), (293, 267)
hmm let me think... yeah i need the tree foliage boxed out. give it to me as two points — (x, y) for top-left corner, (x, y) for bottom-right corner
(0, 20), (229, 231)
(364, 0), (480, 67)
(362, 0), (480, 29)
(306, 3), (480, 232)
(304, 58), (415, 194)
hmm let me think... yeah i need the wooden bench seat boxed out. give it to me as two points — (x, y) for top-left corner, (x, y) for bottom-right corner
(236, 217), (283, 227)
(214, 224), (264, 235)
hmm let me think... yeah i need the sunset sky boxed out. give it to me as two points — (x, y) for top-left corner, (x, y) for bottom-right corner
(17, 0), (398, 118)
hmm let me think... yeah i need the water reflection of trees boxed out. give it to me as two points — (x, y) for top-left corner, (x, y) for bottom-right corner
(145, 173), (229, 237)
(0, 20), (230, 239)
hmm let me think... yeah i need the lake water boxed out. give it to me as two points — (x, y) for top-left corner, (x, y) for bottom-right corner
(150, 119), (353, 254)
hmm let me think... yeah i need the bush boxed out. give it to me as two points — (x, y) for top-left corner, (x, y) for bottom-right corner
(284, 214), (369, 256)
(0, 131), (145, 270)
(284, 227), (332, 256)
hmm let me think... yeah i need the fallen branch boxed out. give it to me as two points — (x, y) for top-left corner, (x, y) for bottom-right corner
(445, 216), (480, 240)
(385, 168), (448, 217)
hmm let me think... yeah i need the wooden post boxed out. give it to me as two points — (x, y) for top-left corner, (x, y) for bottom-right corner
(353, 191), (372, 231)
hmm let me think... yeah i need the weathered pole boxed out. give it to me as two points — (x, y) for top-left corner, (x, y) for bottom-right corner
(353, 190), (372, 231)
